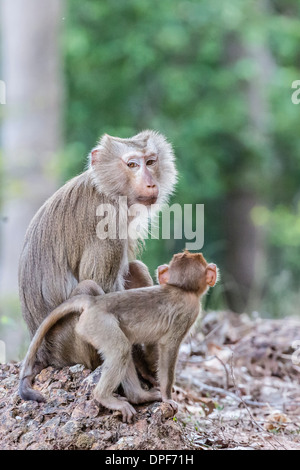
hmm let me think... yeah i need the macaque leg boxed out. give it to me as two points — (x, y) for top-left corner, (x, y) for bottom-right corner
(131, 344), (158, 387)
(121, 354), (161, 404)
(124, 261), (159, 384)
(157, 342), (180, 415)
(75, 311), (136, 423)
(24, 280), (105, 383)
(144, 343), (159, 374)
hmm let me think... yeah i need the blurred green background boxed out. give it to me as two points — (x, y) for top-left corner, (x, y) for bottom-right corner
(1, 0), (300, 360)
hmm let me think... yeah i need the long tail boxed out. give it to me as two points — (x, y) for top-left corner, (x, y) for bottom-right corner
(19, 295), (92, 402)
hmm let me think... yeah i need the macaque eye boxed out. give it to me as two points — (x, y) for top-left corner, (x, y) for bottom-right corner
(127, 161), (138, 169)
(146, 159), (156, 166)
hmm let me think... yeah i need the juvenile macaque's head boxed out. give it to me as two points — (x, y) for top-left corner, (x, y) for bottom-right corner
(157, 250), (218, 295)
(90, 130), (177, 207)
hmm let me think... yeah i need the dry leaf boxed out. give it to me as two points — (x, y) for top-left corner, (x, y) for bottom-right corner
(264, 410), (291, 430)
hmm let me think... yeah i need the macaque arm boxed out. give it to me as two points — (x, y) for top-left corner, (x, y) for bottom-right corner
(78, 242), (124, 290)
(124, 260), (153, 289)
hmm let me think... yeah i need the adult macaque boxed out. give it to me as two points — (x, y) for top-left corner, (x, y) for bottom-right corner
(20, 251), (218, 423)
(19, 130), (177, 391)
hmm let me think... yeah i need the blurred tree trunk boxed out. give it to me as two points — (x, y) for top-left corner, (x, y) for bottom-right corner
(223, 2), (275, 313)
(0, 0), (64, 297)
(224, 191), (265, 312)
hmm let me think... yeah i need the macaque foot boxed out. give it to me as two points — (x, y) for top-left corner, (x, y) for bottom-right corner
(163, 399), (178, 415)
(96, 395), (137, 423)
(147, 388), (162, 402)
(118, 401), (137, 423)
(127, 388), (162, 405)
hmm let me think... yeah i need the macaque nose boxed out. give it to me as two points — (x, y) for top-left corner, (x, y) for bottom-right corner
(147, 184), (158, 198)
(138, 184), (159, 205)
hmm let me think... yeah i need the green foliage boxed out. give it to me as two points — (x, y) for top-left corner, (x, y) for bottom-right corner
(252, 204), (300, 317)
(64, 0), (300, 315)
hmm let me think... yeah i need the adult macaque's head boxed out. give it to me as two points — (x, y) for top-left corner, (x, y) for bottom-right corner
(90, 130), (177, 207)
(159, 251), (218, 294)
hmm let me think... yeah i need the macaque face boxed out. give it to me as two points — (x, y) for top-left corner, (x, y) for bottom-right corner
(121, 151), (159, 206)
(90, 131), (177, 209)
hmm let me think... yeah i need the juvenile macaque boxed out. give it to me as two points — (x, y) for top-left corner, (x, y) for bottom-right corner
(20, 251), (218, 423)
(18, 131), (177, 385)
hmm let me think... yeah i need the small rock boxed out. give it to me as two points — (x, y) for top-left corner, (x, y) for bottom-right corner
(75, 432), (95, 449)
(109, 436), (135, 450)
(80, 367), (102, 393)
(43, 416), (61, 429)
(71, 399), (100, 420)
(36, 367), (55, 382)
(60, 419), (82, 436)
(49, 381), (63, 390)
(153, 402), (177, 423)
(19, 431), (37, 445)
(69, 364), (85, 374)
(0, 410), (17, 429)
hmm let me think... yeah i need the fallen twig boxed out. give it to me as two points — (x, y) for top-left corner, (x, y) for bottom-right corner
(229, 354), (287, 451)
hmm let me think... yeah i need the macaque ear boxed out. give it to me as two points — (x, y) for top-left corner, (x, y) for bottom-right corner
(157, 264), (169, 285)
(91, 134), (116, 166)
(95, 134), (137, 161)
(90, 147), (102, 166)
(206, 263), (217, 287)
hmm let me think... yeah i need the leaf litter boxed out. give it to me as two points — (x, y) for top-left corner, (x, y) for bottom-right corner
(175, 311), (300, 450)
